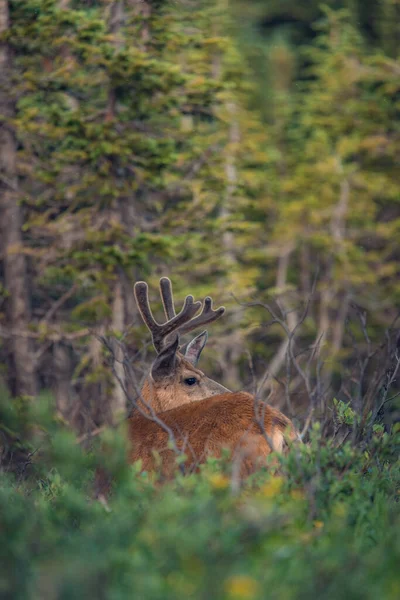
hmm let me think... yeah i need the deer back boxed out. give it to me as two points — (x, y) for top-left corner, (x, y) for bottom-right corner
(128, 392), (299, 479)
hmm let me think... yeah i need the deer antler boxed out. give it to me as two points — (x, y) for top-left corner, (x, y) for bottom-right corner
(159, 277), (176, 320)
(134, 281), (200, 353)
(178, 297), (225, 335)
(134, 278), (225, 353)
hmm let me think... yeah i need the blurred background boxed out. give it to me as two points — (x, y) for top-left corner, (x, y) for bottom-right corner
(1, 0), (399, 434)
(1, 3), (400, 598)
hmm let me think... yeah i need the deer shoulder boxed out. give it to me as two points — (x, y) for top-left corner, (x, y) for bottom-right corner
(128, 391), (299, 479)
(97, 278), (299, 491)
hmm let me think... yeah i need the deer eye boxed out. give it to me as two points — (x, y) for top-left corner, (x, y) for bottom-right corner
(184, 377), (197, 386)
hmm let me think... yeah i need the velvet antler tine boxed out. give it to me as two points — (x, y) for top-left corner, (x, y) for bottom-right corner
(161, 295), (201, 338)
(178, 297), (225, 336)
(134, 282), (159, 333)
(134, 277), (225, 354)
(134, 280), (202, 353)
(160, 277), (176, 320)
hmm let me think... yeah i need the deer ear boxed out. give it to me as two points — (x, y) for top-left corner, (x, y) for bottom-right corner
(184, 331), (208, 366)
(151, 335), (179, 381)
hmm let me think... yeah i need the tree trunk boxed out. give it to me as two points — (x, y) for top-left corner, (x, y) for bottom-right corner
(110, 277), (126, 416)
(106, 2), (127, 418)
(0, 1), (36, 396)
(218, 101), (243, 390)
(317, 167), (351, 391)
(53, 343), (73, 418)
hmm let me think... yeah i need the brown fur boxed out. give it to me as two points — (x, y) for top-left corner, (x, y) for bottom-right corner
(133, 277), (229, 413)
(128, 391), (299, 479)
(140, 353), (229, 413)
(95, 279), (299, 496)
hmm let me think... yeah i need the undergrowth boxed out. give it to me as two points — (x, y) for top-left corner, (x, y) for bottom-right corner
(0, 391), (399, 600)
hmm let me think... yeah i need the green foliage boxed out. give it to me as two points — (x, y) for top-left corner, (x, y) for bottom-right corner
(333, 398), (358, 426)
(0, 390), (399, 599)
(1, 0), (399, 448)
(230, 5), (400, 376)
(1, 5), (399, 595)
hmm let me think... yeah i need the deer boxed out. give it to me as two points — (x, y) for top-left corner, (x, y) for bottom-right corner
(134, 277), (230, 413)
(124, 278), (299, 480)
(94, 277), (233, 498)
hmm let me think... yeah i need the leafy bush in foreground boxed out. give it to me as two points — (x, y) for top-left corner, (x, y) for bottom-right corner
(0, 393), (399, 600)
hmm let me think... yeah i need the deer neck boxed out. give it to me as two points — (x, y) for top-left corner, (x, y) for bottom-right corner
(139, 378), (178, 414)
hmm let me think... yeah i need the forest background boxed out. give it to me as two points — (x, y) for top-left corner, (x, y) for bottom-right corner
(0, 2), (400, 599)
(1, 0), (399, 433)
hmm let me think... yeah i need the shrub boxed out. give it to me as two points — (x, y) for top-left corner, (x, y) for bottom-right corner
(0, 389), (399, 599)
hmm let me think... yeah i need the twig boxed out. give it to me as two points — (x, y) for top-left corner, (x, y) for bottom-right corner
(0, 325), (89, 341)
(40, 282), (79, 325)
(0, 174), (18, 192)
(77, 425), (108, 445)
(300, 407), (314, 441)
(372, 352), (400, 423)
(98, 335), (186, 467)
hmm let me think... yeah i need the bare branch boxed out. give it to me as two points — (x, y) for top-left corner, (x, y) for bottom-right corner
(39, 281), (79, 325)
(0, 325), (89, 341)
(98, 334), (186, 467)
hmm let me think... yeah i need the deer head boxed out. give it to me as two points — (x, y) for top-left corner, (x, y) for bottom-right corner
(135, 277), (230, 412)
